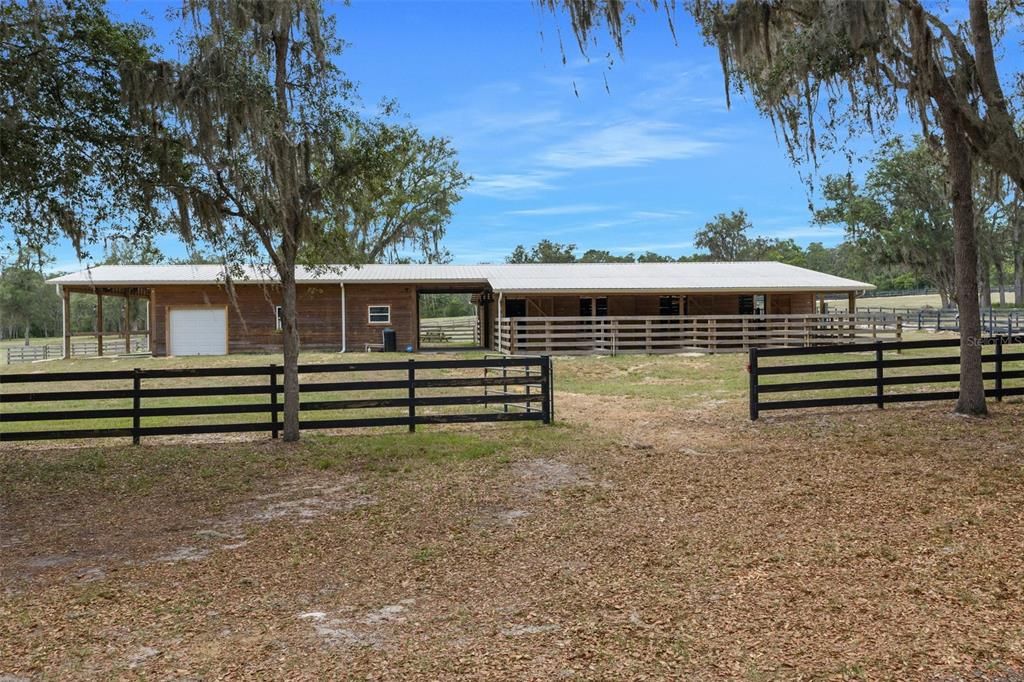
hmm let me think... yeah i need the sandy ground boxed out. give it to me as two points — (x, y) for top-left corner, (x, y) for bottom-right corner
(2, 388), (1023, 680)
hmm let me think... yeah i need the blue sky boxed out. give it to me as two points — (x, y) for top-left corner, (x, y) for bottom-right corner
(43, 0), (959, 270)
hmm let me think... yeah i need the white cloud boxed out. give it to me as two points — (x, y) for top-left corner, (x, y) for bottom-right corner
(467, 171), (563, 198)
(508, 203), (614, 216)
(539, 120), (720, 169)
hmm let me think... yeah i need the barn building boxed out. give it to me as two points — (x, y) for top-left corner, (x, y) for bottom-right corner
(49, 262), (881, 357)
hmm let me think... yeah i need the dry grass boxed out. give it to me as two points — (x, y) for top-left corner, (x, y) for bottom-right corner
(2, 350), (1024, 680)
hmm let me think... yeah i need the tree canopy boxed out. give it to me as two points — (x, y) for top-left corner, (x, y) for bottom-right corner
(0, 0), (168, 262)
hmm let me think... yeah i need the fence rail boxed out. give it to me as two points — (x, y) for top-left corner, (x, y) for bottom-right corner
(5, 345), (62, 364)
(419, 317), (479, 345)
(855, 307), (1023, 334)
(0, 356), (552, 443)
(748, 336), (1024, 420)
(494, 313), (902, 356)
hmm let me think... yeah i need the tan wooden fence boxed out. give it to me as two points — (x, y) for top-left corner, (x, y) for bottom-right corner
(419, 317), (479, 346)
(494, 313), (902, 356)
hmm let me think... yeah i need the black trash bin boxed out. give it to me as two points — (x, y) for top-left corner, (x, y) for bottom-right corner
(382, 328), (397, 353)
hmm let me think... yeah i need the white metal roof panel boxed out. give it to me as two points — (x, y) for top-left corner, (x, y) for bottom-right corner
(49, 261), (873, 292)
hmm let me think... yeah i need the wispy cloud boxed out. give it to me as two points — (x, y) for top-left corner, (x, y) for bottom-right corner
(508, 203), (614, 216)
(539, 120), (720, 169)
(468, 171), (563, 198)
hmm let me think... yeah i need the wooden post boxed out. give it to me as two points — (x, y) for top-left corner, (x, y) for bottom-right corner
(96, 295), (103, 357)
(124, 294), (131, 354)
(62, 289), (71, 359)
(994, 337), (1003, 402)
(407, 359), (416, 433)
(132, 368), (141, 445)
(270, 364), (279, 439)
(541, 356), (552, 424)
(847, 291), (857, 314)
(875, 342), (885, 409)
(748, 347), (759, 421)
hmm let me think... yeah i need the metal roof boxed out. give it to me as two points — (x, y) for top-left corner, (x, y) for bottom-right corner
(49, 262), (873, 293)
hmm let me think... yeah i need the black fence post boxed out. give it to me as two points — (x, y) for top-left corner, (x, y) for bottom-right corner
(541, 356), (552, 425)
(408, 359), (416, 433)
(132, 368), (141, 445)
(875, 341), (885, 409)
(995, 337), (1004, 403)
(748, 347), (759, 421)
(270, 363), (279, 439)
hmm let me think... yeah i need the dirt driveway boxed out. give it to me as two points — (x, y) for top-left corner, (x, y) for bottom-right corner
(2, 388), (1024, 680)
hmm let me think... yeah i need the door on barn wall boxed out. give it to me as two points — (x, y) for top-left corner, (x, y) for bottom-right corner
(168, 307), (228, 356)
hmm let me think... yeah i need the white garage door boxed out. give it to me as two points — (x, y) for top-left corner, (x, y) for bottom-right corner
(168, 307), (227, 356)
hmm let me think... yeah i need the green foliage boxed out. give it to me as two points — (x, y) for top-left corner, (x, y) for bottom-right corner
(506, 239), (578, 263)
(816, 139), (959, 304)
(0, 260), (62, 341)
(418, 293), (474, 319)
(694, 210), (752, 261)
(0, 0), (168, 261)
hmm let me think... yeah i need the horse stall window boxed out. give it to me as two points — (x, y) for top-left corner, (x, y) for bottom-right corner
(579, 297), (608, 317)
(738, 295), (755, 315)
(505, 298), (527, 318)
(659, 296), (680, 316)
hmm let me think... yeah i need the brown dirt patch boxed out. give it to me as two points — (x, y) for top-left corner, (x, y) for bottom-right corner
(2, 390), (1023, 679)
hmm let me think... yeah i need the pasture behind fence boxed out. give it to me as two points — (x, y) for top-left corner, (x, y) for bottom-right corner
(748, 336), (1024, 420)
(855, 307), (1023, 334)
(0, 356), (552, 444)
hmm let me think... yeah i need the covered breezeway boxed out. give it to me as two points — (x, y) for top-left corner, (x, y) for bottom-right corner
(57, 284), (153, 359)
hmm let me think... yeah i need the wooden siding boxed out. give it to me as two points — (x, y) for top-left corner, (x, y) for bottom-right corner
(344, 283), (417, 351)
(150, 284), (342, 356)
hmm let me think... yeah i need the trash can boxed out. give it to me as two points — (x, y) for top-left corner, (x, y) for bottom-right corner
(382, 328), (397, 353)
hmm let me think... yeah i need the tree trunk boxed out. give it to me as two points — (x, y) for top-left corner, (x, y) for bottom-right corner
(978, 252), (991, 310)
(940, 109), (987, 416)
(24, 324), (30, 346)
(281, 270), (301, 442)
(995, 262), (1006, 306)
(1014, 219), (1024, 305)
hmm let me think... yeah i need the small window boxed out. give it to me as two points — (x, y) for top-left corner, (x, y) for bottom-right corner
(368, 305), (391, 324)
(275, 305), (283, 331)
(738, 295), (755, 315)
(659, 296), (680, 316)
(505, 299), (526, 318)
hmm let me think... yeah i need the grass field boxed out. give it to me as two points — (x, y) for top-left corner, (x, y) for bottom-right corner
(2, 340), (1024, 679)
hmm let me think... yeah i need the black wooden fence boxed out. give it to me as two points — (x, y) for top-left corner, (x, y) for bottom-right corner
(748, 337), (1024, 420)
(0, 356), (553, 443)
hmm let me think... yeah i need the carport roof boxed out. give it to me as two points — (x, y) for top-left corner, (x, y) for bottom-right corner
(49, 261), (874, 293)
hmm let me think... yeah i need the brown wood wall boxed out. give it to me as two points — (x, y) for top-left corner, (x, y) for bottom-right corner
(126, 284), (820, 356)
(150, 284), (342, 356)
(343, 283), (417, 351)
(147, 282), (419, 355)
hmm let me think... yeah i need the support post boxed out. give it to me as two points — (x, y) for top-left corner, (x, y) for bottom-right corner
(875, 341), (885, 409)
(132, 368), (141, 445)
(995, 337), (1003, 402)
(748, 347), (759, 421)
(407, 359), (416, 433)
(124, 294), (131, 354)
(62, 289), (71, 359)
(270, 363), (279, 439)
(96, 295), (103, 356)
(541, 356), (552, 424)
(848, 291), (857, 314)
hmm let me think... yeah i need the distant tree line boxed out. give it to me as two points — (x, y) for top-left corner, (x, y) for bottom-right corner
(504, 211), (927, 293)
